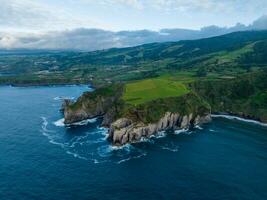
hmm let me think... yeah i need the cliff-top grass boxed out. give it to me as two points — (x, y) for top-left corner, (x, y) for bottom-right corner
(122, 76), (190, 105)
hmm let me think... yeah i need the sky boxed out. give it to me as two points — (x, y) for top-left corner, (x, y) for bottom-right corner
(1, 0), (267, 32)
(1, 0), (267, 50)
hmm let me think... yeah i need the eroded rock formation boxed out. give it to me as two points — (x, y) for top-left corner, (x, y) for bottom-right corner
(63, 84), (211, 146)
(108, 112), (211, 146)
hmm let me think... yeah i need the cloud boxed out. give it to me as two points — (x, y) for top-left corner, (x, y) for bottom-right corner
(150, 0), (221, 12)
(80, 0), (224, 11)
(108, 0), (144, 9)
(81, 0), (267, 13)
(1, 16), (267, 51)
(249, 15), (267, 30)
(1, 0), (267, 32)
(80, 0), (144, 9)
(0, 0), (103, 30)
(0, 0), (51, 29)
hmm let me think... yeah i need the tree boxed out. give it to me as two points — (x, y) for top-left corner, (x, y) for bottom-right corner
(196, 69), (207, 77)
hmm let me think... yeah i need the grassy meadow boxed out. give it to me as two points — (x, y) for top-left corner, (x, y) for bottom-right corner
(122, 76), (190, 105)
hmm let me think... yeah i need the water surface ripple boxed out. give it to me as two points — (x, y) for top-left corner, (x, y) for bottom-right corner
(0, 85), (266, 200)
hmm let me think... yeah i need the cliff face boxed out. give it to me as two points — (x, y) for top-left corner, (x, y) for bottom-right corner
(191, 72), (267, 123)
(64, 95), (117, 124)
(108, 112), (211, 146)
(106, 92), (211, 145)
(63, 84), (211, 145)
(63, 84), (124, 124)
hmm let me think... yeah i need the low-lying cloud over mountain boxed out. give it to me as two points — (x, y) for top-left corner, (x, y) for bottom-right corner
(1, 16), (267, 51)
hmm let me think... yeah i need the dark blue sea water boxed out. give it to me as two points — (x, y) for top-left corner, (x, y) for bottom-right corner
(0, 85), (267, 200)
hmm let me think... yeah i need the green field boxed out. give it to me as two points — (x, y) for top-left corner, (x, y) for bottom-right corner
(123, 77), (190, 105)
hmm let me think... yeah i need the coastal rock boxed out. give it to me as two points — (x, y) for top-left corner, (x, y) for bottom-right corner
(63, 84), (124, 124)
(60, 99), (74, 112)
(64, 96), (112, 124)
(108, 112), (211, 146)
(63, 85), (212, 145)
(194, 114), (212, 125)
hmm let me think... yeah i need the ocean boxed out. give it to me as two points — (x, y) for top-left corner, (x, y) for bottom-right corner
(0, 85), (266, 200)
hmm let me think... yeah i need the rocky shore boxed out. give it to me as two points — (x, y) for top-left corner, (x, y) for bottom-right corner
(63, 84), (124, 124)
(62, 84), (211, 146)
(108, 112), (211, 146)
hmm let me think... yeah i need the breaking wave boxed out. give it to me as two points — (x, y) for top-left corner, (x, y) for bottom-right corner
(211, 114), (267, 127)
(54, 96), (75, 101)
(160, 142), (180, 152)
(53, 118), (97, 127)
(174, 128), (188, 135)
(54, 118), (65, 127)
(41, 117), (201, 164)
(70, 118), (97, 126)
(41, 117), (148, 164)
(195, 125), (203, 130)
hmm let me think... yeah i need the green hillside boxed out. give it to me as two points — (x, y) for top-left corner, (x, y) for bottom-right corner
(1, 31), (267, 86)
(191, 71), (267, 122)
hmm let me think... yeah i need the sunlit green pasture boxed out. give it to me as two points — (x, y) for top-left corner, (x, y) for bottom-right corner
(123, 76), (190, 105)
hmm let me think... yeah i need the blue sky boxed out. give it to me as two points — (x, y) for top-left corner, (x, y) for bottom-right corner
(1, 0), (267, 32)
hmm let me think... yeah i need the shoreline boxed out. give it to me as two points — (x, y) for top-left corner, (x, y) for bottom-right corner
(2, 83), (265, 128)
(60, 114), (267, 128)
(0, 79), (94, 88)
(211, 114), (267, 127)
(0, 83), (93, 88)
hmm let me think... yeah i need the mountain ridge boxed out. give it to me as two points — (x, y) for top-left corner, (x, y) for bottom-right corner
(1, 30), (267, 87)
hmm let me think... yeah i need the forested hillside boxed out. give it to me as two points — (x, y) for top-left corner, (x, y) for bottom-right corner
(1, 31), (267, 86)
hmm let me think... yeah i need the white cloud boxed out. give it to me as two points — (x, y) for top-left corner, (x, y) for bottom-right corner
(108, 0), (143, 9)
(1, 16), (267, 51)
(138, 0), (267, 14)
(82, 0), (267, 14)
(81, 0), (144, 9)
(80, 0), (223, 11)
(0, 0), (103, 31)
(0, 0), (267, 32)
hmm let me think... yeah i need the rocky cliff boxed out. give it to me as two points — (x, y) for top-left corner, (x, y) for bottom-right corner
(108, 112), (211, 146)
(191, 72), (267, 123)
(63, 84), (124, 124)
(63, 84), (211, 146)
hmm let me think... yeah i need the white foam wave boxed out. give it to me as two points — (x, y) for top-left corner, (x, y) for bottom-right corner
(174, 128), (188, 135)
(92, 159), (100, 164)
(41, 117), (65, 148)
(96, 126), (109, 136)
(155, 131), (167, 138)
(54, 96), (75, 101)
(160, 142), (180, 152)
(117, 152), (147, 164)
(69, 127), (107, 147)
(183, 131), (193, 135)
(161, 146), (179, 152)
(41, 117), (48, 131)
(41, 117), (55, 133)
(142, 131), (166, 142)
(53, 118), (98, 127)
(110, 143), (132, 151)
(195, 125), (203, 130)
(66, 151), (88, 160)
(97, 145), (114, 157)
(211, 114), (267, 127)
(70, 118), (97, 126)
(139, 137), (154, 144)
(49, 140), (65, 148)
(54, 118), (65, 127)
(41, 117), (147, 164)
(97, 143), (144, 163)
